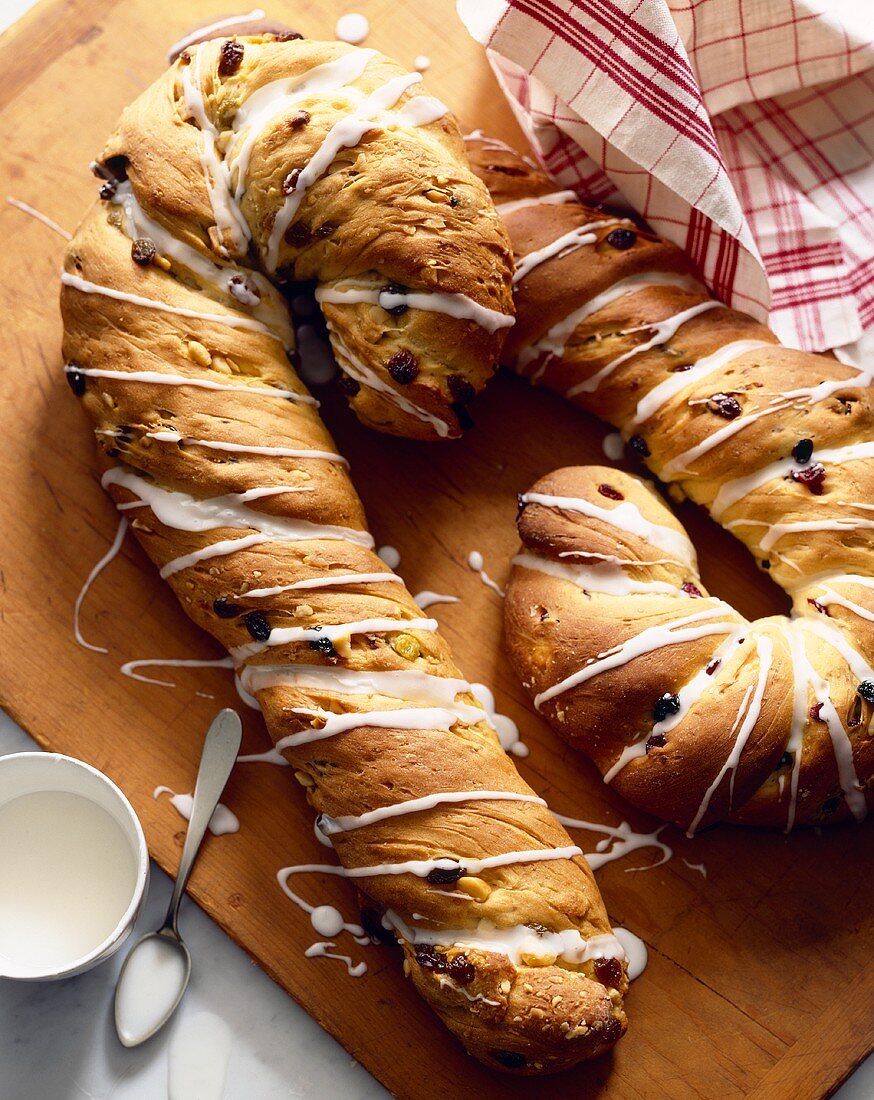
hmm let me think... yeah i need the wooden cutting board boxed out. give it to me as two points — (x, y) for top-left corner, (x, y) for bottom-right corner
(1, 1), (871, 1096)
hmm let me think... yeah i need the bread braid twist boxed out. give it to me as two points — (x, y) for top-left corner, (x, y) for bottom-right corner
(465, 136), (874, 831)
(60, 38), (625, 1074)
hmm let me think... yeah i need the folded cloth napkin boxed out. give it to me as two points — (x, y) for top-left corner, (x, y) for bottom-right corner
(457, 0), (874, 355)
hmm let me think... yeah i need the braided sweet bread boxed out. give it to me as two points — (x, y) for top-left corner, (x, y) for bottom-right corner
(465, 137), (873, 831)
(61, 36), (626, 1074)
(94, 36), (514, 442)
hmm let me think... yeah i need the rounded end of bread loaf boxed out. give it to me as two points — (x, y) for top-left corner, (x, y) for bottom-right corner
(404, 944), (627, 1073)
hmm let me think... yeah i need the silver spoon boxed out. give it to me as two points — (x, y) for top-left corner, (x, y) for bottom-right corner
(114, 708), (243, 1047)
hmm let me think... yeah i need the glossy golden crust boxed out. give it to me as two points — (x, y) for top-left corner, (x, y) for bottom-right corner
(465, 139), (874, 830)
(101, 37), (514, 440)
(60, 43), (623, 1074)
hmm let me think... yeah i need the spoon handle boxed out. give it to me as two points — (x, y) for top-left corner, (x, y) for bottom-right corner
(163, 708), (243, 935)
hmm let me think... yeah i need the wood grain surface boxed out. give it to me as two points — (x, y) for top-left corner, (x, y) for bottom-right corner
(0, 2), (871, 1097)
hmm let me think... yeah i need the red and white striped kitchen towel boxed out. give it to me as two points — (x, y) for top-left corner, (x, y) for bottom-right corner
(457, 0), (874, 355)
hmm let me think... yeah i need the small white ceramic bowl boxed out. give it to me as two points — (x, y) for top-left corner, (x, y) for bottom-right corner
(0, 752), (149, 981)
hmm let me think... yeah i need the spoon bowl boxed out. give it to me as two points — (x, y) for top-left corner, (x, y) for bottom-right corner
(115, 929), (192, 1047)
(112, 709), (242, 1047)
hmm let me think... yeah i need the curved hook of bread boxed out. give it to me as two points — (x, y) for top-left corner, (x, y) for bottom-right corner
(94, 36), (514, 442)
(462, 136), (873, 830)
(507, 467), (873, 832)
(60, 37), (624, 1074)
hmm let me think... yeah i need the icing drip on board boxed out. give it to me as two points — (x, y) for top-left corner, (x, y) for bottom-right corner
(153, 787), (240, 835)
(73, 516), (128, 653)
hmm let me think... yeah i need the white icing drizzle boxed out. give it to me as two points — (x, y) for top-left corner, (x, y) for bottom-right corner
(566, 300), (722, 398)
(145, 427), (348, 466)
(318, 790), (547, 835)
(495, 189), (579, 219)
(463, 130), (537, 168)
(60, 272), (283, 342)
(153, 786), (239, 835)
(552, 812), (672, 870)
(815, 574), (874, 622)
(181, 44), (251, 257)
(227, 50), (377, 200)
(726, 514), (874, 554)
(166, 9), (265, 62)
(121, 656), (234, 687)
(603, 630), (746, 782)
(65, 363), (314, 404)
(413, 55), (431, 72)
(266, 71), (439, 269)
(278, 846), (583, 886)
(712, 441), (874, 518)
(385, 911), (624, 968)
(237, 746), (287, 766)
(518, 491), (695, 565)
(536, 607), (737, 709)
(414, 590), (460, 609)
(315, 281), (514, 334)
(274, 705), (471, 752)
(512, 552), (680, 597)
(613, 927), (647, 979)
(513, 219), (626, 284)
(305, 941), (367, 977)
(334, 13), (370, 44)
(467, 550), (505, 597)
(800, 616), (874, 682)
(682, 859), (707, 878)
(243, 571), (401, 600)
(329, 326), (451, 437)
(629, 339), (771, 427)
(469, 683), (528, 757)
(6, 196), (72, 239)
(112, 181), (292, 345)
(516, 272), (700, 372)
(602, 432), (624, 461)
(73, 516), (128, 654)
(231, 615), (438, 660)
(687, 635), (774, 835)
(377, 545), (401, 569)
(662, 399), (797, 479)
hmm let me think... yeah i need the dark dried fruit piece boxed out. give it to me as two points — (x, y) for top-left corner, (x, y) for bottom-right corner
(705, 659), (721, 675)
(594, 957), (623, 987)
(856, 680), (874, 703)
(653, 692), (681, 722)
(99, 179), (118, 200)
(244, 611), (271, 641)
(131, 237), (156, 266)
(65, 365), (86, 396)
(284, 221), (311, 247)
(606, 227), (637, 250)
(218, 40), (245, 76)
(426, 863), (466, 885)
(338, 373), (360, 396)
(645, 732), (667, 753)
(707, 393), (742, 419)
(792, 438), (814, 463)
(309, 634), (336, 656)
(448, 374), (476, 405)
(282, 169), (301, 195)
(289, 109), (310, 131)
(598, 484), (623, 500)
(415, 945), (448, 973)
(807, 597), (829, 615)
(629, 434), (650, 458)
(387, 349), (419, 384)
(447, 953), (475, 985)
(790, 462), (826, 495)
(380, 283), (408, 316)
(681, 582), (703, 597)
(809, 702), (825, 722)
(490, 1050), (526, 1069)
(451, 402), (474, 431)
(213, 597), (242, 619)
(314, 222), (337, 239)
